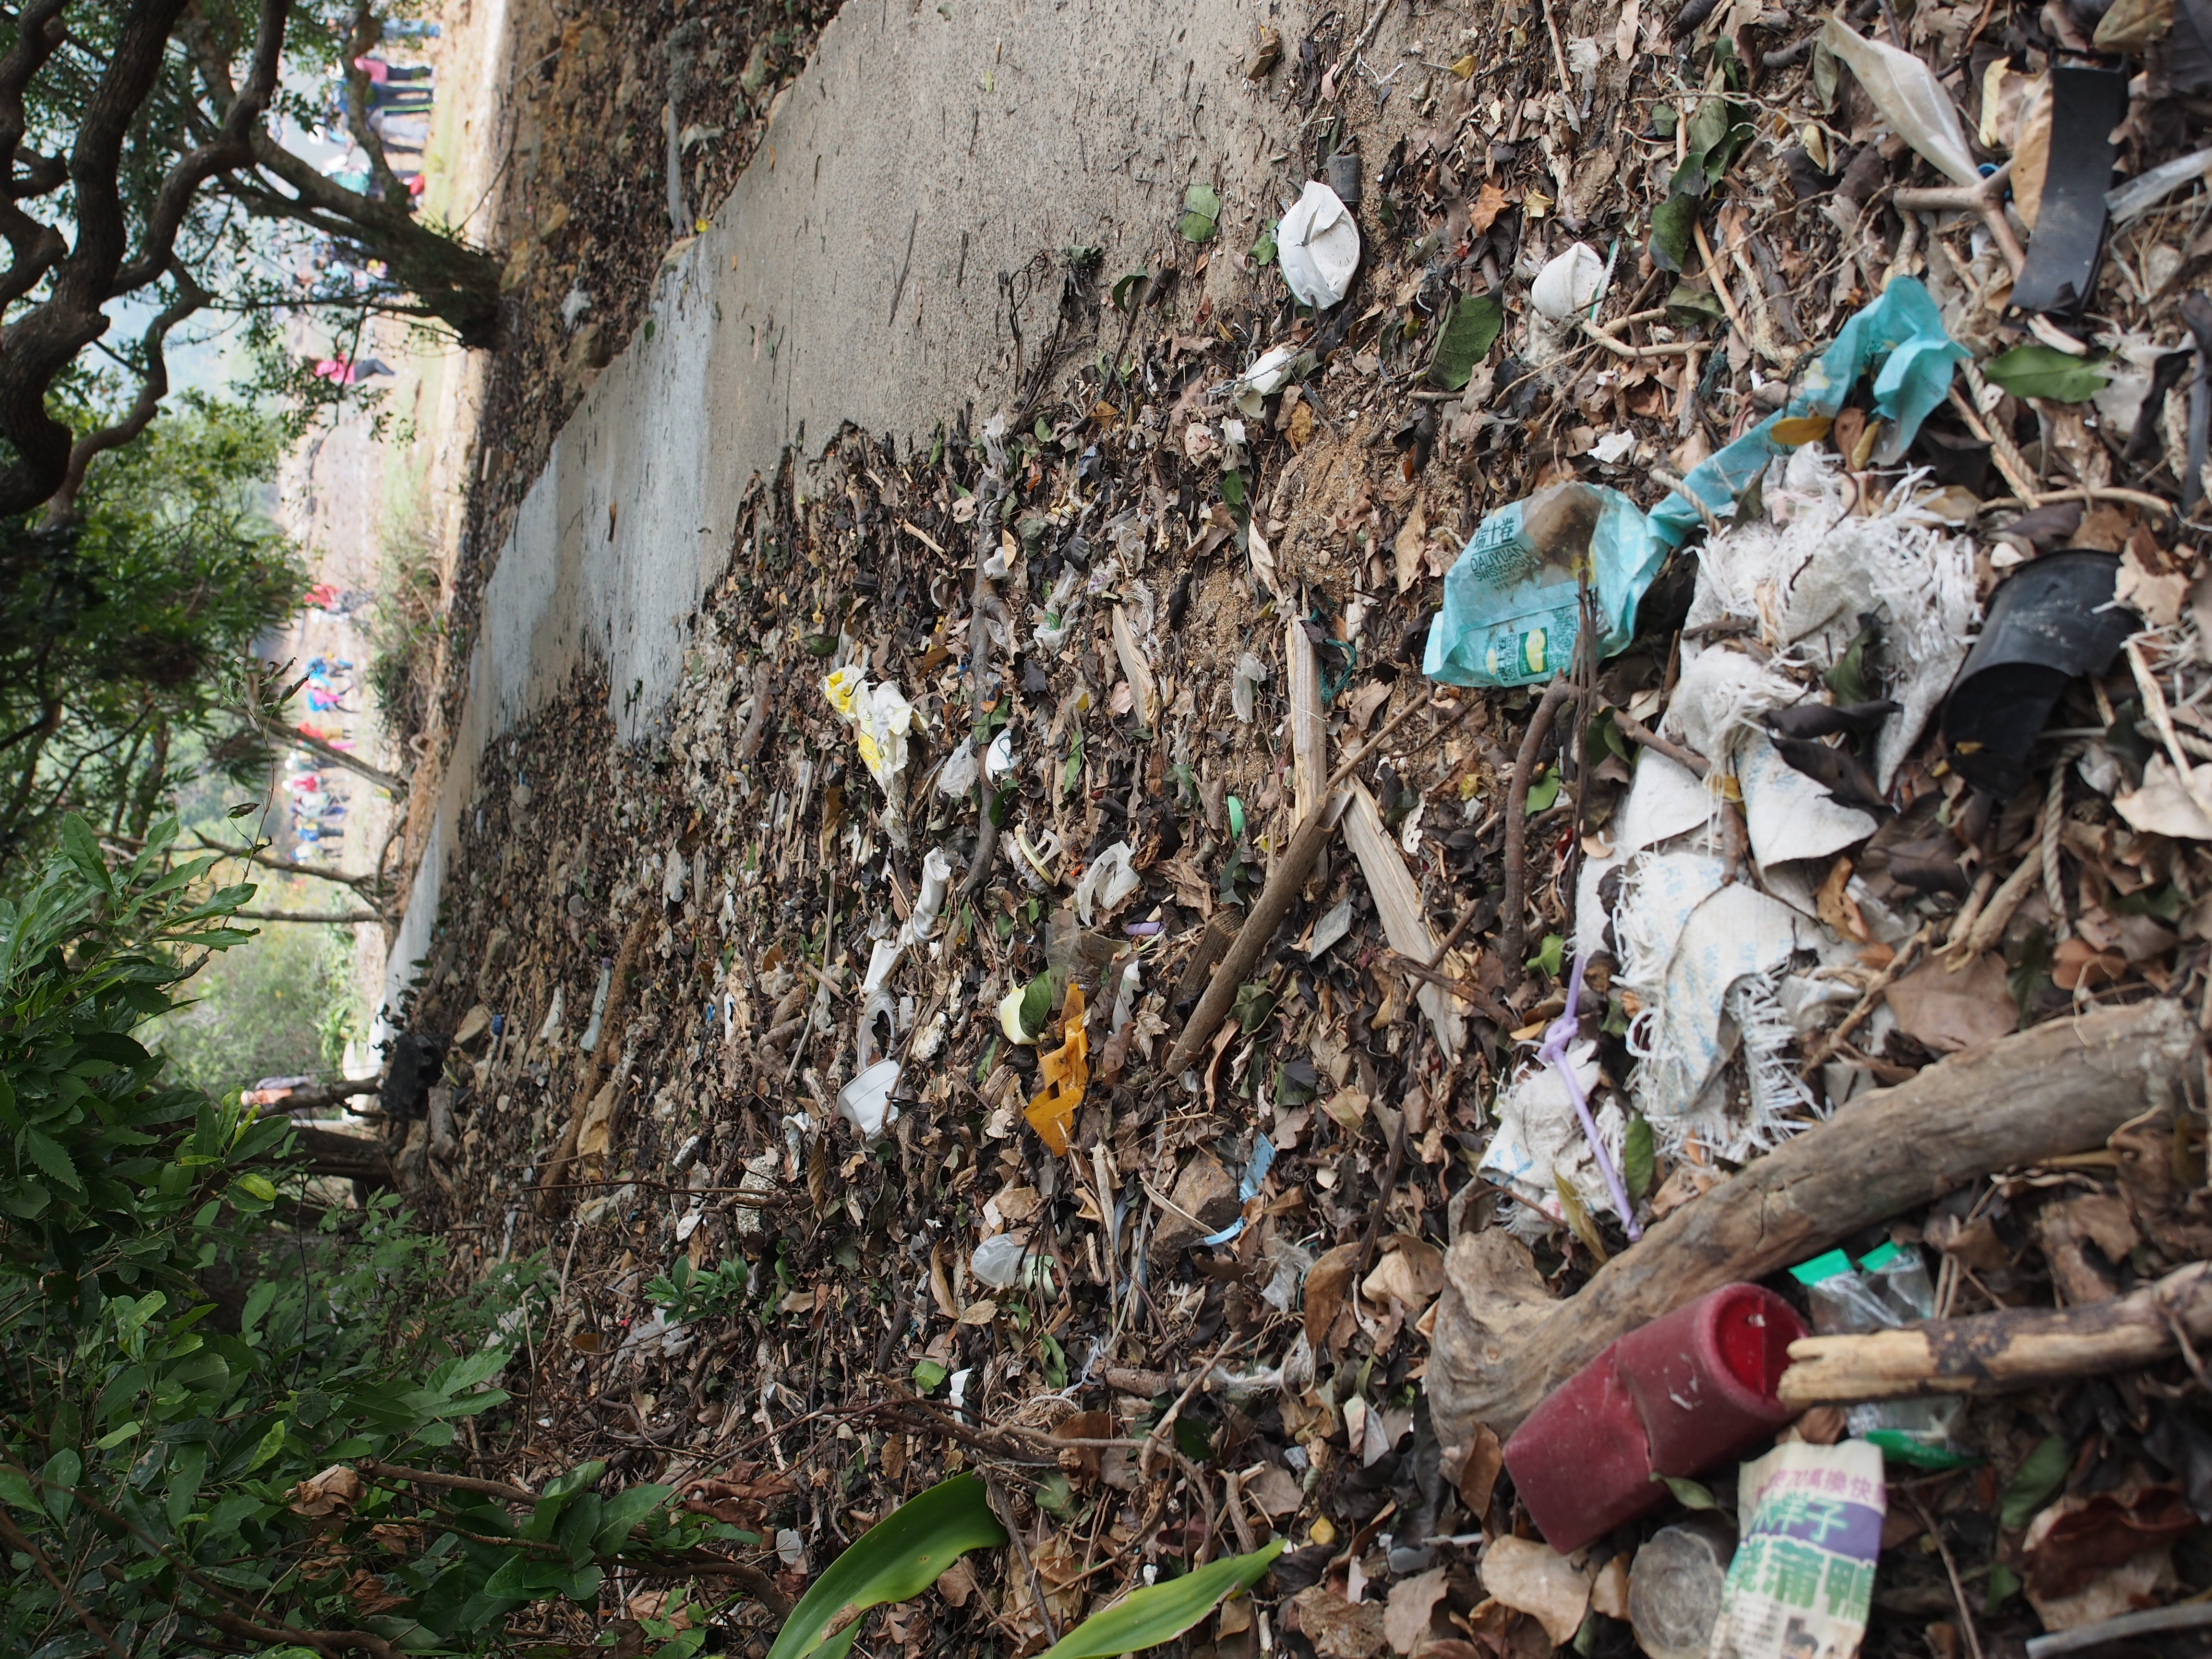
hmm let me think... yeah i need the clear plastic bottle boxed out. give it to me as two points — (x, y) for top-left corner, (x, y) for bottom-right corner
(1790, 1243), (1973, 1468)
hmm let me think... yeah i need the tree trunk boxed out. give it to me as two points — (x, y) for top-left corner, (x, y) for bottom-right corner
(278, 1124), (397, 1188)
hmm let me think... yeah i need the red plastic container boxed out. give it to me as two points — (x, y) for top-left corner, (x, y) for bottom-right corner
(1500, 1284), (1806, 1553)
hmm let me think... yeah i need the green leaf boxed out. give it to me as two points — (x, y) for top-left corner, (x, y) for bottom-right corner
(235, 1171), (277, 1202)
(595, 1483), (675, 1554)
(1428, 293), (1503, 390)
(60, 815), (113, 897)
(40, 1449), (79, 1521)
(1982, 344), (2113, 404)
(20, 1126), (78, 1189)
(245, 1418), (287, 1470)
(1112, 272), (1148, 313)
(1648, 193), (1699, 275)
(1985, 1561), (2020, 1613)
(1039, 1540), (1285, 1659)
(1250, 220), (1278, 266)
(1999, 1435), (2070, 1530)
(1623, 1118), (1654, 1206)
(1524, 764), (1561, 814)
(1017, 975), (1055, 1041)
(910, 1359), (949, 1393)
(767, 1474), (1009, 1659)
(1179, 184), (1221, 243)
(1664, 278), (1727, 325)
(1036, 1472), (1074, 1515)
(1527, 933), (1564, 980)
(1652, 1472), (1718, 1510)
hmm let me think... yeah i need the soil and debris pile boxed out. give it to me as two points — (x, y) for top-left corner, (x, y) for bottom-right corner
(373, 1), (2212, 1653)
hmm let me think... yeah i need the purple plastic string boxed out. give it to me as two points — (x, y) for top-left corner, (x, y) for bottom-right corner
(1537, 950), (1642, 1243)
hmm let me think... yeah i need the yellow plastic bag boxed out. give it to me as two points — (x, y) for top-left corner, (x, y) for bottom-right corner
(1024, 984), (1088, 1155)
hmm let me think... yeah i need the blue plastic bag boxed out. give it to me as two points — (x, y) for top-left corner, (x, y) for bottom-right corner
(1647, 275), (1966, 545)
(1423, 278), (1966, 689)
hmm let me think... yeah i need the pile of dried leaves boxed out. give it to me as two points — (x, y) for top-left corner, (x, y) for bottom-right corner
(362, 1), (2212, 1654)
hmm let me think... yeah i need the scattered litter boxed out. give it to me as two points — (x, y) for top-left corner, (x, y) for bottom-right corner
(1502, 1284), (1805, 1553)
(1276, 180), (1359, 310)
(823, 665), (921, 845)
(1942, 549), (2139, 798)
(834, 1058), (900, 1141)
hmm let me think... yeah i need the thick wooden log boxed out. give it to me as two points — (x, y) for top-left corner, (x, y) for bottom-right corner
(284, 1125), (398, 1187)
(1779, 1261), (2212, 1404)
(1428, 998), (2197, 1440)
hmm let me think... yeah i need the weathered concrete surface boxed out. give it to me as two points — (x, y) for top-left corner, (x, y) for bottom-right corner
(380, 0), (1330, 1029)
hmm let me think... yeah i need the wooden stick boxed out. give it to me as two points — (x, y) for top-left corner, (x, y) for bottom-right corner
(1600, 699), (1708, 777)
(1161, 689), (1477, 1076)
(2026, 1603), (2212, 1658)
(535, 910), (655, 1214)
(1162, 796), (1346, 1078)
(1501, 676), (1576, 987)
(1779, 1261), (2212, 1405)
(1427, 998), (2197, 1437)
(734, 677), (774, 765)
(1286, 615), (1325, 826)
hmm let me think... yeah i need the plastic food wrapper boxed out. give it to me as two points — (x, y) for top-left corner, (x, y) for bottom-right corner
(1422, 481), (1665, 689)
(1278, 180), (1360, 310)
(971, 1229), (1030, 1289)
(1232, 342), (1301, 416)
(1197, 1133), (1277, 1247)
(1024, 983), (1087, 1154)
(1707, 1440), (1885, 1659)
(1531, 241), (1607, 320)
(1822, 20), (1980, 188)
(1073, 840), (1140, 926)
(823, 666), (921, 843)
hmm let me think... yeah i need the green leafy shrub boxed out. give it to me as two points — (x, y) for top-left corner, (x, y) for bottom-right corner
(0, 819), (755, 1659)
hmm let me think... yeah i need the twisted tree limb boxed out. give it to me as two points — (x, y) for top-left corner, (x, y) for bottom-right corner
(1428, 998), (2198, 1439)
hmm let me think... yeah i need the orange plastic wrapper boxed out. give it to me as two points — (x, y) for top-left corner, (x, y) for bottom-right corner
(1023, 984), (1088, 1155)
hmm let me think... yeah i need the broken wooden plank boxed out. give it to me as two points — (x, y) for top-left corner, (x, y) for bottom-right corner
(1286, 615), (1325, 825)
(1342, 780), (1463, 1061)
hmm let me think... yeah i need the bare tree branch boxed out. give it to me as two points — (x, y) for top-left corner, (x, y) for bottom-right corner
(114, 0), (289, 295)
(339, 0), (405, 207)
(269, 720), (407, 794)
(0, 0), (75, 313)
(236, 908), (383, 925)
(43, 266), (212, 526)
(190, 832), (390, 905)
